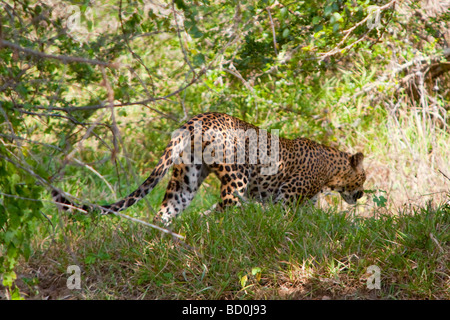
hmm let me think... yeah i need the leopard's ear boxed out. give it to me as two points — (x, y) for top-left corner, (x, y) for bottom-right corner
(350, 152), (364, 170)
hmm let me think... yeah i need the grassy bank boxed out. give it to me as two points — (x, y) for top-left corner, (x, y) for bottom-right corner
(12, 196), (449, 300)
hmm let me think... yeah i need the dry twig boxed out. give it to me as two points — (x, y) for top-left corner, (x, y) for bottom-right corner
(319, 0), (398, 60)
(0, 39), (120, 68)
(267, 7), (278, 56)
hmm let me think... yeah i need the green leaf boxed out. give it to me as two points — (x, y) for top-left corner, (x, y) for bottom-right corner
(332, 12), (343, 23)
(11, 287), (24, 300)
(5, 230), (16, 245)
(7, 244), (18, 260)
(15, 83), (29, 97)
(251, 267), (261, 275)
(314, 30), (325, 39)
(174, 0), (187, 10)
(240, 274), (248, 288)
(193, 53), (205, 66)
(374, 195), (387, 208)
(332, 23), (340, 33)
(251, 267), (262, 282)
(0, 206), (7, 228)
(2, 271), (17, 287)
(85, 254), (97, 265)
(190, 25), (203, 38)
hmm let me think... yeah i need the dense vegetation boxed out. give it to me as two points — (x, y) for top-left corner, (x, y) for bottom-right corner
(0, 0), (449, 299)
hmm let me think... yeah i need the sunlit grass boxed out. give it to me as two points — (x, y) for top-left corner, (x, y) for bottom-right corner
(20, 194), (449, 300)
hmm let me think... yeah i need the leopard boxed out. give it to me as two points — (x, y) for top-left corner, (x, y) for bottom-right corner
(53, 112), (366, 226)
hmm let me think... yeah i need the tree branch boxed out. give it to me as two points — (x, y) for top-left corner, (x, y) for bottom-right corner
(0, 39), (120, 69)
(266, 7), (278, 56)
(319, 0), (398, 60)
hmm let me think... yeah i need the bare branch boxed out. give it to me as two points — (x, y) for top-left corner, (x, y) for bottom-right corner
(319, 0), (398, 60)
(267, 7), (278, 56)
(171, 0), (196, 77)
(72, 158), (116, 196)
(438, 169), (450, 181)
(101, 66), (119, 161)
(118, 0), (156, 96)
(224, 67), (254, 92)
(0, 39), (120, 69)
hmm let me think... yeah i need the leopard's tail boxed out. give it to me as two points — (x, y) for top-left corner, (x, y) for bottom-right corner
(53, 130), (190, 214)
(99, 149), (174, 214)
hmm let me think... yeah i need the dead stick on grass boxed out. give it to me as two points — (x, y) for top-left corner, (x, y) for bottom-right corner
(429, 233), (444, 253)
(111, 211), (185, 240)
(108, 210), (201, 255)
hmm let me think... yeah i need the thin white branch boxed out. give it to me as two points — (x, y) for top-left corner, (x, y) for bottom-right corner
(267, 7), (278, 56)
(72, 158), (116, 196)
(0, 39), (120, 68)
(112, 211), (185, 240)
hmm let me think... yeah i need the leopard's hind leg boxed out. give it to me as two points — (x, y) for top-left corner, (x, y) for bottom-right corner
(154, 163), (209, 225)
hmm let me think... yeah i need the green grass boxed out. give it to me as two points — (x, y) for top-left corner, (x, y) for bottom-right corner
(16, 196), (449, 300)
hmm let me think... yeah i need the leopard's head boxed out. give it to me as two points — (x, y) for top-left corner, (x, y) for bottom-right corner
(328, 152), (366, 205)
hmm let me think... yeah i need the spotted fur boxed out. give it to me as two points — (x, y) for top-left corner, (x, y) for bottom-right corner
(53, 112), (366, 225)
